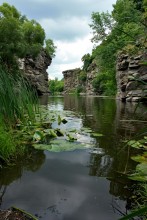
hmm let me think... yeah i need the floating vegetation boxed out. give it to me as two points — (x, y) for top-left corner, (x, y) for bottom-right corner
(127, 137), (147, 182)
(13, 107), (104, 153)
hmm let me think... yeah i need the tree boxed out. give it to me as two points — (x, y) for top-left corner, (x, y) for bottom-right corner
(87, 0), (146, 95)
(45, 39), (57, 58)
(90, 11), (115, 43)
(0, 3), (56, 68)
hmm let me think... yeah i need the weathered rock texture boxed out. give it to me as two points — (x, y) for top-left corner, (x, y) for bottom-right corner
(62, 61), (97, 95)
(62, 68), (81, 94)
(19, 50), (52, 95)
(116, 53), (147, 102)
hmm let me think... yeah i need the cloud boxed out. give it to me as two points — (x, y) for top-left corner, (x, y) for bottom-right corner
(40, 16), (90, 41)
(3, 0), (116, 20)
(48, 34), (93, 80)
(1, 0), (117, 80)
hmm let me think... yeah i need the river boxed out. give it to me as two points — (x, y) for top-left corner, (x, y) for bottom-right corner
(0, 95), (147, 220)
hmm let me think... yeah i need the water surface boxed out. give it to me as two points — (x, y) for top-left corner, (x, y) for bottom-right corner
(1, 95), (147, 220)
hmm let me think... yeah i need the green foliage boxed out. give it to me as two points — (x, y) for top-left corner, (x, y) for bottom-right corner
(78, 71), (87, 82)
(85, 0), (147, 95)
(0, 66), (38, 126)
(90, 11), (115, 42)
(49, 78), (64, 94)
(45, 39), (57, 58)
(92, 71), (116, 95)
(0, 120), (16, 162)
(0, 3), (56, 67)
(81, 53), (93, 71)
(119, 206), (147, 220)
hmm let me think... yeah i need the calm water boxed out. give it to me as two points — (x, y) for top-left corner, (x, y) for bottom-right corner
(1, 95), (147, 220)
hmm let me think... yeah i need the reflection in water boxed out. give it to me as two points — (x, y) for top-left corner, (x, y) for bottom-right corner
(0, 149), (45, 207)
(0, 95), (147, 220)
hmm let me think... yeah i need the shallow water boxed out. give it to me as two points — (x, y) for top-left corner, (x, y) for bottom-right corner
(1, 95), (147, 220)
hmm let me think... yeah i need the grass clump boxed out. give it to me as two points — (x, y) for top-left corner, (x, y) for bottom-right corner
(0, 66), (39, 163)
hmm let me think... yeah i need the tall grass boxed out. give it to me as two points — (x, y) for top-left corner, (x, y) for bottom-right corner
(0, 117), (16, 162)
(0, 66), (39, 162)
(0, 66), (38, 126)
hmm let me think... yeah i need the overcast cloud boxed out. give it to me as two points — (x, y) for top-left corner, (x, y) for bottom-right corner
(0, 0), (116, 79)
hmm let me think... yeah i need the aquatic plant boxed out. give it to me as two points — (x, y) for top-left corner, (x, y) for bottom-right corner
(0, 66), (38, 127)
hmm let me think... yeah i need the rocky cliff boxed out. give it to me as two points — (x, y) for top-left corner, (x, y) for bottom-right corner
(62, 61), (97, 95)
(19, 50), (52, 95)
(116, 53), (147, 102)
(62, 68), (81, 94)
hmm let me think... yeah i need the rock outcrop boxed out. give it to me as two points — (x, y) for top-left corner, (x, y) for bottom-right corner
(19, 50), (52, 95)
(62, 68), (81, 94)
(116, 53), (147, 102)
(62, 61), (97, 95)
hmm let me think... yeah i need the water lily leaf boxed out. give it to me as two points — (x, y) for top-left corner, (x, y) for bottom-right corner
(66, 133), (77, 142)
(136, 163), (147, 175)
(131, 153), (147, 163)
(58, 115), (62, 125)
(33, 139), (89, 152)
(92, 133), (104, 137)
(81, 127), (93, 133)
(49, 129), (57, 137)
(128, 174), (147, 182)
(69, 128), (77, 132)
(127, 140), (144, 149)
(33, 130), (44, 141)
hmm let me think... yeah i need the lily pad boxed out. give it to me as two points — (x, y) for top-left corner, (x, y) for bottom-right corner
(128, 174), (147, 182)
(128, 163), (147, 182)
(131, 153), (147, 163)
(33, 138), (91, 152)
(136, 163), (147, 175)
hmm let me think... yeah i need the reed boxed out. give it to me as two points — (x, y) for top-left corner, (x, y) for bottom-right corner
(0, 66), (38, 126)
(0, 66), (39, 162)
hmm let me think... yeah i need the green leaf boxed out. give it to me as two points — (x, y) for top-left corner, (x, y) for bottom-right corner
(131, 153), (147, 163)
(136, 163), (147, 175)
(119, 206), (147, 220)
(58, 115), (62, 125)
(66, 134), (77, 142)
(33, 130), (44, 141)
(33, 139), (90, 152)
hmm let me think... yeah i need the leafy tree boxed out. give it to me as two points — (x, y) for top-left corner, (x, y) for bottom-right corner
(90, 11), (115, 43)
(49, 78), (64, 94)
(86, 0), (146, 95)
(0, 3), (56, 68)
(45, 39), (57, 58)
(81, 53), (93, 71)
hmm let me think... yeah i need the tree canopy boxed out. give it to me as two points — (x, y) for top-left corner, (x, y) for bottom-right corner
(85, 0), (147, 95)
(0, 3), (56, 68)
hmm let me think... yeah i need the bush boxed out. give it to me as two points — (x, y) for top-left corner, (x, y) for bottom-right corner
(79, 71), (87, 82)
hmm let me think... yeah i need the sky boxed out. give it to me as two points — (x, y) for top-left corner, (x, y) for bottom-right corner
(0, 0), (116, 79)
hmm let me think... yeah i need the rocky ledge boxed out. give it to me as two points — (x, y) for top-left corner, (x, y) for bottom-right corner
(19, 49), (52, 95)
(116, 53), (147, 102)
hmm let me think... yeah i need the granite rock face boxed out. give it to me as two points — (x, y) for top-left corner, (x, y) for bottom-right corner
(19, 50), (52, 95)
(116, 53), (147, 102)
(62, 61), (97, 95)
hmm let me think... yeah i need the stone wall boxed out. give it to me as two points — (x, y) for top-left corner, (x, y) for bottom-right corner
(19, 49), (52, 95)
(62, 61), (97, 95)
(116, 53), (147, 102)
